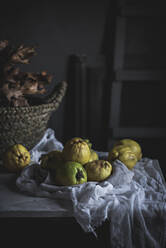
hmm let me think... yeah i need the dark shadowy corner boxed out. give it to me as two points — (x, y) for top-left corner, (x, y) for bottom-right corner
(100, 0), (166, 177)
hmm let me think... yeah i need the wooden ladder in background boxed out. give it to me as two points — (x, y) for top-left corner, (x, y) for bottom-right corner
(103, 0), (166, 172)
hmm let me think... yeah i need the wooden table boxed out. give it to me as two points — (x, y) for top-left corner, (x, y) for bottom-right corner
(0, 168), (110, 248)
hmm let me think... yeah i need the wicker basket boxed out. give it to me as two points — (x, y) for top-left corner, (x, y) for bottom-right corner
(0, 81), (67, 157)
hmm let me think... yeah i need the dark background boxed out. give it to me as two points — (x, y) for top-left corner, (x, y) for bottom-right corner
(0, 0), (166, 176)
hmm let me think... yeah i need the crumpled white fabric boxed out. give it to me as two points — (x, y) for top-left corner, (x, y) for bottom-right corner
(30, 128), (64, 163)
(16, 129), (166, 248)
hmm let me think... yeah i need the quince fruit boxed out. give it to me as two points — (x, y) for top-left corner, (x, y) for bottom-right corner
(108, 145), (128, 161)
(118, 148), (138, 170)
(84, 160), (112, 182)
(83, 139), (92, 149)
(83, 138), (99, 162)
(89, 149), (99, 162)
(108, 145), (138, 170)
(62, 137), (91, 165)
(3, 144), (31, 172)
(54, 161), (87, 186)
(40, 150), (63, 170)
(115, 139), (142, 160)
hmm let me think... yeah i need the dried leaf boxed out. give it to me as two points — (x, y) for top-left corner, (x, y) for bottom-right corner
(11, 44), (37, 64)
(2, 83), (23, 101)
(11, 96), (29, 107)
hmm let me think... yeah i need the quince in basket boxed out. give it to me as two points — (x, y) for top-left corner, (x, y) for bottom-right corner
(3, 144), (31, 172)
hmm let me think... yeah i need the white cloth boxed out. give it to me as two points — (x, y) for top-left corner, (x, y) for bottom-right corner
(30, 128), (64, 163)
(16, 129), (166, 248)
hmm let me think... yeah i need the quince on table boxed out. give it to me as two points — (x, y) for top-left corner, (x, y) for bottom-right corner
(83, 138), (99, 162)
(54, 161), (87, 186)
(84, 160), (112, 182)
(108, 138), (142, 170)
(62, 137), (91, 165)
(114, 139), (142, 160)
(3, 144), (31, 173)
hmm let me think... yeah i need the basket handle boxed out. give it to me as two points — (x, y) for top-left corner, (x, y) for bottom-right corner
(44, 81), (67, 106)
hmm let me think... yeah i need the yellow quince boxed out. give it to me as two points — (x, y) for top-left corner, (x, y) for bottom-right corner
(62, 137), (91, 165)
(108, 144), (138, 170)
(89, 149), (99, 162)
(3, 144), (31, 173)
(84, 160), (112, 182)
(114, 139), (142, 160)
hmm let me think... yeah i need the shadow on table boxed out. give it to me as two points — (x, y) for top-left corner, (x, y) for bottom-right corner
(5, 172), (21, 194)
(0, 217), (111, 248)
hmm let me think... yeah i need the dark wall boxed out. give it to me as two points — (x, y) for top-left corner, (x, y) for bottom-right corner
(0, 0), (108, 141)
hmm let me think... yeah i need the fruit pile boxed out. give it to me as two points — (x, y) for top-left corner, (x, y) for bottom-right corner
(40, 137), (112, 186)
(2, 137), (142, 186)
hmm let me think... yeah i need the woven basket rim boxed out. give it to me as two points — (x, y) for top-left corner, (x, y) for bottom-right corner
(0, 101), (58, 111)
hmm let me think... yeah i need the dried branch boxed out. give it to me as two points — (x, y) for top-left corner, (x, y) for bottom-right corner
(0, 40), (54, 107)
